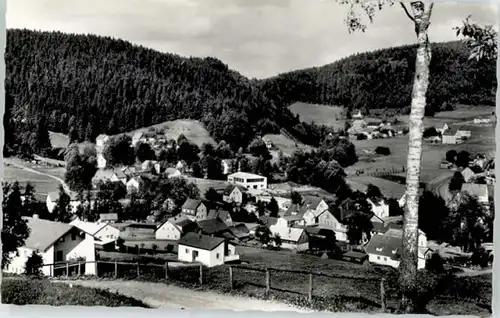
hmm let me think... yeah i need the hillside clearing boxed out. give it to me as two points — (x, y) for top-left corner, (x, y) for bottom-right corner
(264, 133), (314, 157)
(119, 119), (216, 147)
(49, 131), (70, 148)
(288, 102), (345, 129)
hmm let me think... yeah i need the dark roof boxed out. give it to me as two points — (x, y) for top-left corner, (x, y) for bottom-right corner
(284, 203), (307, 216)
(364, 234), (402, 260)
(343, 251), (369, 260)
(22, 217), (76, 252)
(178, 232), (225, 251)
(222, 184), (247, 195)
(182, 198), (203, 210)
(302, 196), (324, 209)
(197, 218), (230, 235)
(259, 215), (278, 227)
(207, 209), (232, 222)
(305, 226), (335, 237)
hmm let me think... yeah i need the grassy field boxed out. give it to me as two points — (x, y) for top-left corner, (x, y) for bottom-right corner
(49, 131), (70, 148)
(185, 177), (229, 195)
(119, 119), (216, 147)
(4, 158), (66, 199)
(264, 133), (314, 157)
(2, 277), (149, 307)
(288, 102), (345, 129)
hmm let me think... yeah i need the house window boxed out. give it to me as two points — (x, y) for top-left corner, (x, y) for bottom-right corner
(185, 248), (189, 253)
(56, 251), (63, 262)
(71, 232), (77, 241)
(60, 236), (65, 242)
(216, 253), (220, 259)
(377, 256), (380, 260)
(193, 250), (199, 257)
(384, 257), (387, 261)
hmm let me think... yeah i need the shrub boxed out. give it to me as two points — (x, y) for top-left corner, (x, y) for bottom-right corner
(24, 252), (43, 276)
(375, 147), (391, 156)
(426, 253), (445, 273)
(356, 134), (367, 140)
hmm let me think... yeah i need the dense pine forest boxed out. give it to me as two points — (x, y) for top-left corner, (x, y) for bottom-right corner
(5, 29), (496, 157)
(258, 41), (496, 113)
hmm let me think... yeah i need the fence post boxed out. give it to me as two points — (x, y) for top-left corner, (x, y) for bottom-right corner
(380, 278), (386, 312)
(78, 262), (81, 276)
(66, 263), (69, 277)
(199, 265), (203, 285)
(165, 262), (169, 279)
(265, 269), (270, 297)
(136, 263), (140, 278)
(308, 273), (313, 303)
(114, 260), (118, 278)
(229, 266), (234, 290)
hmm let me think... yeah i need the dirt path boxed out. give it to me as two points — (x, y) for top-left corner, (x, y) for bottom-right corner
(7, 159), (71, 193)
(54, 280), (313, 312)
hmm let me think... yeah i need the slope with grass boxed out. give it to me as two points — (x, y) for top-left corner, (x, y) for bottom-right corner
(2, 277), (150, 307)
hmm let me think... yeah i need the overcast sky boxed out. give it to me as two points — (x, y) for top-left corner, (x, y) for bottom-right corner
(6, 0), (498, 79)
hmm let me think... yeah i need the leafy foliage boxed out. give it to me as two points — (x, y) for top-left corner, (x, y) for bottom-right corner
(65, 144), (98, 191)
(103, 135), (135, 167)
(454, 16), (498, 62)
(2, 182), (30, 269)
(448, 171), (465, 192)
(24, 252), (43, 276)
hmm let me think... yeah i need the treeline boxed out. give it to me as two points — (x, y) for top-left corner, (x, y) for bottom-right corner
(5, 29), (331, 155)
(258, 41), (496, 113)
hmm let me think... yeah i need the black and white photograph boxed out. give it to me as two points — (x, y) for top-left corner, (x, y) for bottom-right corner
(2, 0), (497, 315)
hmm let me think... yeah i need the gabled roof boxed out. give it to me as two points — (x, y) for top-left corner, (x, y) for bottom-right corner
(302, 196), (324, 210)
(269, 225), (306, 243)
(208, 209), (232, 222)
(113, 169), (127, 179)
(166, 167), (181, 175)
(282, 215), (304, 222)
(70, 219), (107, 236)
(284, 203), (308, 216)
(178, 232), (225, 251)
(197, 218), (230, 235)
(259, 215), (279, 227)
(364, 234), (402, 259)
(182, 198), (203, 210)
(23, 217), (78, 252)
(443, 128), (458, 136)
(93, 169), (115, 181)
(222, 184), (248, 195)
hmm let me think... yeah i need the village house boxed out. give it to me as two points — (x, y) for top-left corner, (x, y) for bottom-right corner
(165, 167), (182, 178)
(70, 218), (121, 244)
(366, 121), (382, 130)
(442, 129), (463, 145)
(155, 216), (198, 240)
(197, 218), (235, 240)
(260, 215), (279, 227)
(275, 215), (306, 228)
(348, 119), (367, 135)
(256, 195), (292, 212)
(181, 199), (208, 221)
(456, 128), (472, 139)
(461, 183), (490, 205)
(352, 110), (364, 119)
(461, 167), (476, 183)
(116, 222), (158, 240)
(95, 134), (110, 149)
(98, 213), (119, 224)
(301, 197), (329, 225)
(177, 233), (239, 267)
(222, 184), (247, 205)
(436, 123), (449, 134)
(227, 172), (267, 193)
(46, 191), (81, 213)
(4, 216), (96, 276)
(440, 161), (453, 169)
(364, 234), (428, 270)
(228, 223), (251, 241)
(367, 198), (389, 219)
(142, 160), (158, 172)
(315, 210), (348, 242)
(126, 176), (146, 193)
(207, 209), (233, 226)
(268, 225), (309, 251)
(176, 160), (188, 173)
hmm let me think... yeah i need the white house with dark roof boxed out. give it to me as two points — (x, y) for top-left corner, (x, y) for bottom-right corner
(367, 198), (389, 219)
(165, 167), (182, 178)
(222, 185), (247, 205)
(4, 216), (96, 276)
(268, 225), (309, 251)
(155, 216), (198, 240)
(461, 167), (476, 183)
(177, 232), (239, 267)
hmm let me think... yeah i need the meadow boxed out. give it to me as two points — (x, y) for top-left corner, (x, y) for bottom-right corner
(288, 102), (345, 129)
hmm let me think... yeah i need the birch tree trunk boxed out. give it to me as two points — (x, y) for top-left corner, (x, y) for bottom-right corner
(399, 1), (434, 313)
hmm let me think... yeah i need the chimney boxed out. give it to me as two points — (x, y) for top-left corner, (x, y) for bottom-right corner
(32, 214), (39, 219)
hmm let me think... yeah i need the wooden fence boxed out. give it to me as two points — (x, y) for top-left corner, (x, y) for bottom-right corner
(43, 260), (388, 311)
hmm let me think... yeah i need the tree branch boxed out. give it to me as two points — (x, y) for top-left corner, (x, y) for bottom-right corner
(400, 2), (415, 22)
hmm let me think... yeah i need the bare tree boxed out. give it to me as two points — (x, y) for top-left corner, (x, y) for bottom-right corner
(337, 1), (434, 312)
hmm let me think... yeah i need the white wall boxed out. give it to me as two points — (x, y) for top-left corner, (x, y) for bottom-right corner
(95, 225), (120, 242)
(178, 243), (225, 267)
(155, 222), (182, 240)
(368, 253), (400, 268)
(281, 242), (309, 251)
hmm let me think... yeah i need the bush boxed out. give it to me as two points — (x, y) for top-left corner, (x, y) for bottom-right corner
(356, 134), (367, 140)
(426, 253), (445, 273)
(2, 278), (150, 307)
(375, 147), (391, 156)
(24, 252), (43, 276)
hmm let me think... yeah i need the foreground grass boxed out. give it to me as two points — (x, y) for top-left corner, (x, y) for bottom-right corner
(2, 277), (150, 308)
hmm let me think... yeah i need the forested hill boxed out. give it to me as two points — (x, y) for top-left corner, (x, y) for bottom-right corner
(6, 29), (325, 151)
(257, 41), (496, 113)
